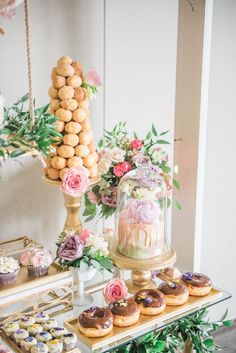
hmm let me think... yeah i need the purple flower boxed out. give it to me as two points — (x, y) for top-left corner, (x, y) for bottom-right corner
(144, 297), (153, 304)
(101, 187), (117, 208)
(183, 272), (193, 281)
(57, 235), (84, 261)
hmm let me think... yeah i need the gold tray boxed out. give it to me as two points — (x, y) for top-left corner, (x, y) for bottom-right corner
(64, 288), (223, 352)
(0, 263), (71, 299)
(0, 331), (81, 353)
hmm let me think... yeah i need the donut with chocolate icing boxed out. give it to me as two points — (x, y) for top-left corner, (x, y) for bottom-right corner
(78, 306), (113, 337)
(158, 282), (189, 306)
(134, 289), (166, 315)
(181, 272), (212, 296)
(108, 299), (140, 327)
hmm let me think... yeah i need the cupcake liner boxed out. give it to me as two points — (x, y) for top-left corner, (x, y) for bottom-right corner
(0, 269), (19, 286)
(27, 266), (49, 277)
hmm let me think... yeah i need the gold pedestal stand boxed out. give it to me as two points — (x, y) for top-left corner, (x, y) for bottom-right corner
(43, 174), (100, 233)
(110, 244), (177, 293)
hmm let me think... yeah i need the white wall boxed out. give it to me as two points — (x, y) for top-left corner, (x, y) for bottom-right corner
(200, 0), (236, 317)
(0, 1), (178, 254)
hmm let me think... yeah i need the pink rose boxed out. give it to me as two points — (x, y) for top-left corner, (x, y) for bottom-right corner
(103, 278), (128, 303)
(113, 164), (124, 177)
(20, 251), (31, 266)
(87, 191), (99, 205)
(57, 235), (84, 261)
(120, 161), (131, 172)
(31, 254), (44, 267)
(60, 167), (89, 197)
(126, 199), (159, 224)
(79, 229), (91, 243)
(85, 68), (102, 86)
(129, 139), (143, 150)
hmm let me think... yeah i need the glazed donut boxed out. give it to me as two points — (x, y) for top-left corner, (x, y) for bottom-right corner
(158, 282), (189, 306)
(78, 307), (113, 337)
(181, 272), (212, 297)
(134, 289), (166, 315)
(108, 299), (140, 327)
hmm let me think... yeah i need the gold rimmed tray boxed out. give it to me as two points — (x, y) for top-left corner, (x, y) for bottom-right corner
(0, 264), (71, 299)
(0, 331), (81, 353)
(64, 288), (223, 352)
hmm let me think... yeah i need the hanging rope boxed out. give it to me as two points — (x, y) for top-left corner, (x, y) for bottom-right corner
(24, 0), (35, 130)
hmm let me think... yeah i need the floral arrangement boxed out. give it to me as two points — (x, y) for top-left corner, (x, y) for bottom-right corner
(20, 248), (53, 268)
(56, 229), (113, 272)
(103, 278), (128, 304)
(81, 68), (102, 100)
(60, 167), (89, 197)
(84, 122), (180, 220)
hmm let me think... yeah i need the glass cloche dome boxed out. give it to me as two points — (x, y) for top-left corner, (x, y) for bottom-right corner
(114, 156), (170, 260)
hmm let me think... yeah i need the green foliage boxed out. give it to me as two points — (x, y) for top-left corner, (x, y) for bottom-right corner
(109, 309), (234, 353)
(0, 94), (61, 160)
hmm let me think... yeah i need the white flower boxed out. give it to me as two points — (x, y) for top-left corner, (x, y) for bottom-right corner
(109, 147), (126, 163)
(98, 159), (111, 174)
(133, 187), (157, 200)
(99, 179), (110, 189)
(85, 234), (109, 257)
(151, 147), (168, 164)
(120, 180), (138, 195)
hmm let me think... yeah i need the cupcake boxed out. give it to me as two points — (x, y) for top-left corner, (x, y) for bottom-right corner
(20, 336), (37, 352)
(20, 248), (53, 277)
(0, 257), (20, 285)
(27, 324), (43, 336)
(47, 339), (63, 353)
(34, 312), (50, 324)
(61, 333), (77, 351)
(19, 316), (36, 329)
(31, 342), (49, 353)
(43, 319), (58, 331)
(2, 322), (19, 336)
(13, 329), (29, 343)
(50, 328), (67, 339)
(36, 332), (52, 343)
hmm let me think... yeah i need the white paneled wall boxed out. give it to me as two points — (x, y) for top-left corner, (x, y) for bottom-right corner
(0, 1), (178, 251)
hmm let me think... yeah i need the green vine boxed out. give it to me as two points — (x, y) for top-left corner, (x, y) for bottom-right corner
(109, 309), (234, 353)
(0, 94), (62, 160)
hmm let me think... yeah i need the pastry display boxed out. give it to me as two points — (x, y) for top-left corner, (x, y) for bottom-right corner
(0, 256), (20, 285)
(43, 320), (58, 331)
(158, 282), (189, 306)
(78, 306), (114, 337)
(50, 328), (68, 339)
(134, 289), (166, 315)
(13, 329), (29, 343)
(20, 249), (53, 277)
(20, 336), (38, 351)
(27, 324), (43, 336)
(61, 333), (77, 351)
(31, 342), (49, 353)
(45, 56), (99, 181)
(46, 339), (63, 353)
(108, 299), (140, 327)
(34, 313), (50, 324)
(19, 316), (36, 329)
(36, 332), (52, 343)
(2, 322), (19, 336)
(181, 272), (212, 297)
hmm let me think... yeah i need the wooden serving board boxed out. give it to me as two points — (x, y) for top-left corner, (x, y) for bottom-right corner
(65, 288), (223, 352)
(0, 331), (81, 353)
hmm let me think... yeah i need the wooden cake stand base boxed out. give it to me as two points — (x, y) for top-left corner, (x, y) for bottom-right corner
(110, 245), (177, 293)
(42, 174), (100, 233)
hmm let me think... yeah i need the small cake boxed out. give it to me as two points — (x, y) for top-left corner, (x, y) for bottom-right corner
(2, 322), (19, 336)
(27, 324), (43, 336)
(158, 282), (189, 306)
(61, 333), (77, 351)
(13, 329), (29, 343)
(34, 313), (50, 324)
(19, 316), (36, 329)
(134, 289), (166, 315)
(50, 328), (67, 339)
(31, 342), (49, 353)
(46, 339), (63, 353)
(118, 199), (165, 259)
(43, 319), (58, 331)
(36, 332), (52, 343)
(0, 257), (20, 285)
(78, 306), (113, 337)
(20, 336), (37, 352)
(20, 249), (53, 277)
(108, 299), (140, 327)
(181, 272), (212, 297)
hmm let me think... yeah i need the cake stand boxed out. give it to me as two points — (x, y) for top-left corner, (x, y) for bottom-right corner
(42, 174), (100, 233)
(110, 244), (177, 293)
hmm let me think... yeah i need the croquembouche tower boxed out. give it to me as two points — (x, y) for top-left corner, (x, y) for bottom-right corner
(43, 56), (100, 233)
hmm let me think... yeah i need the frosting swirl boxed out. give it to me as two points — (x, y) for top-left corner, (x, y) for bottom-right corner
(0, 257), (19, 273)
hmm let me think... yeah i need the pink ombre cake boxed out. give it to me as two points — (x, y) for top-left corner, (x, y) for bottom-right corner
(117, 199), (165, 259)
